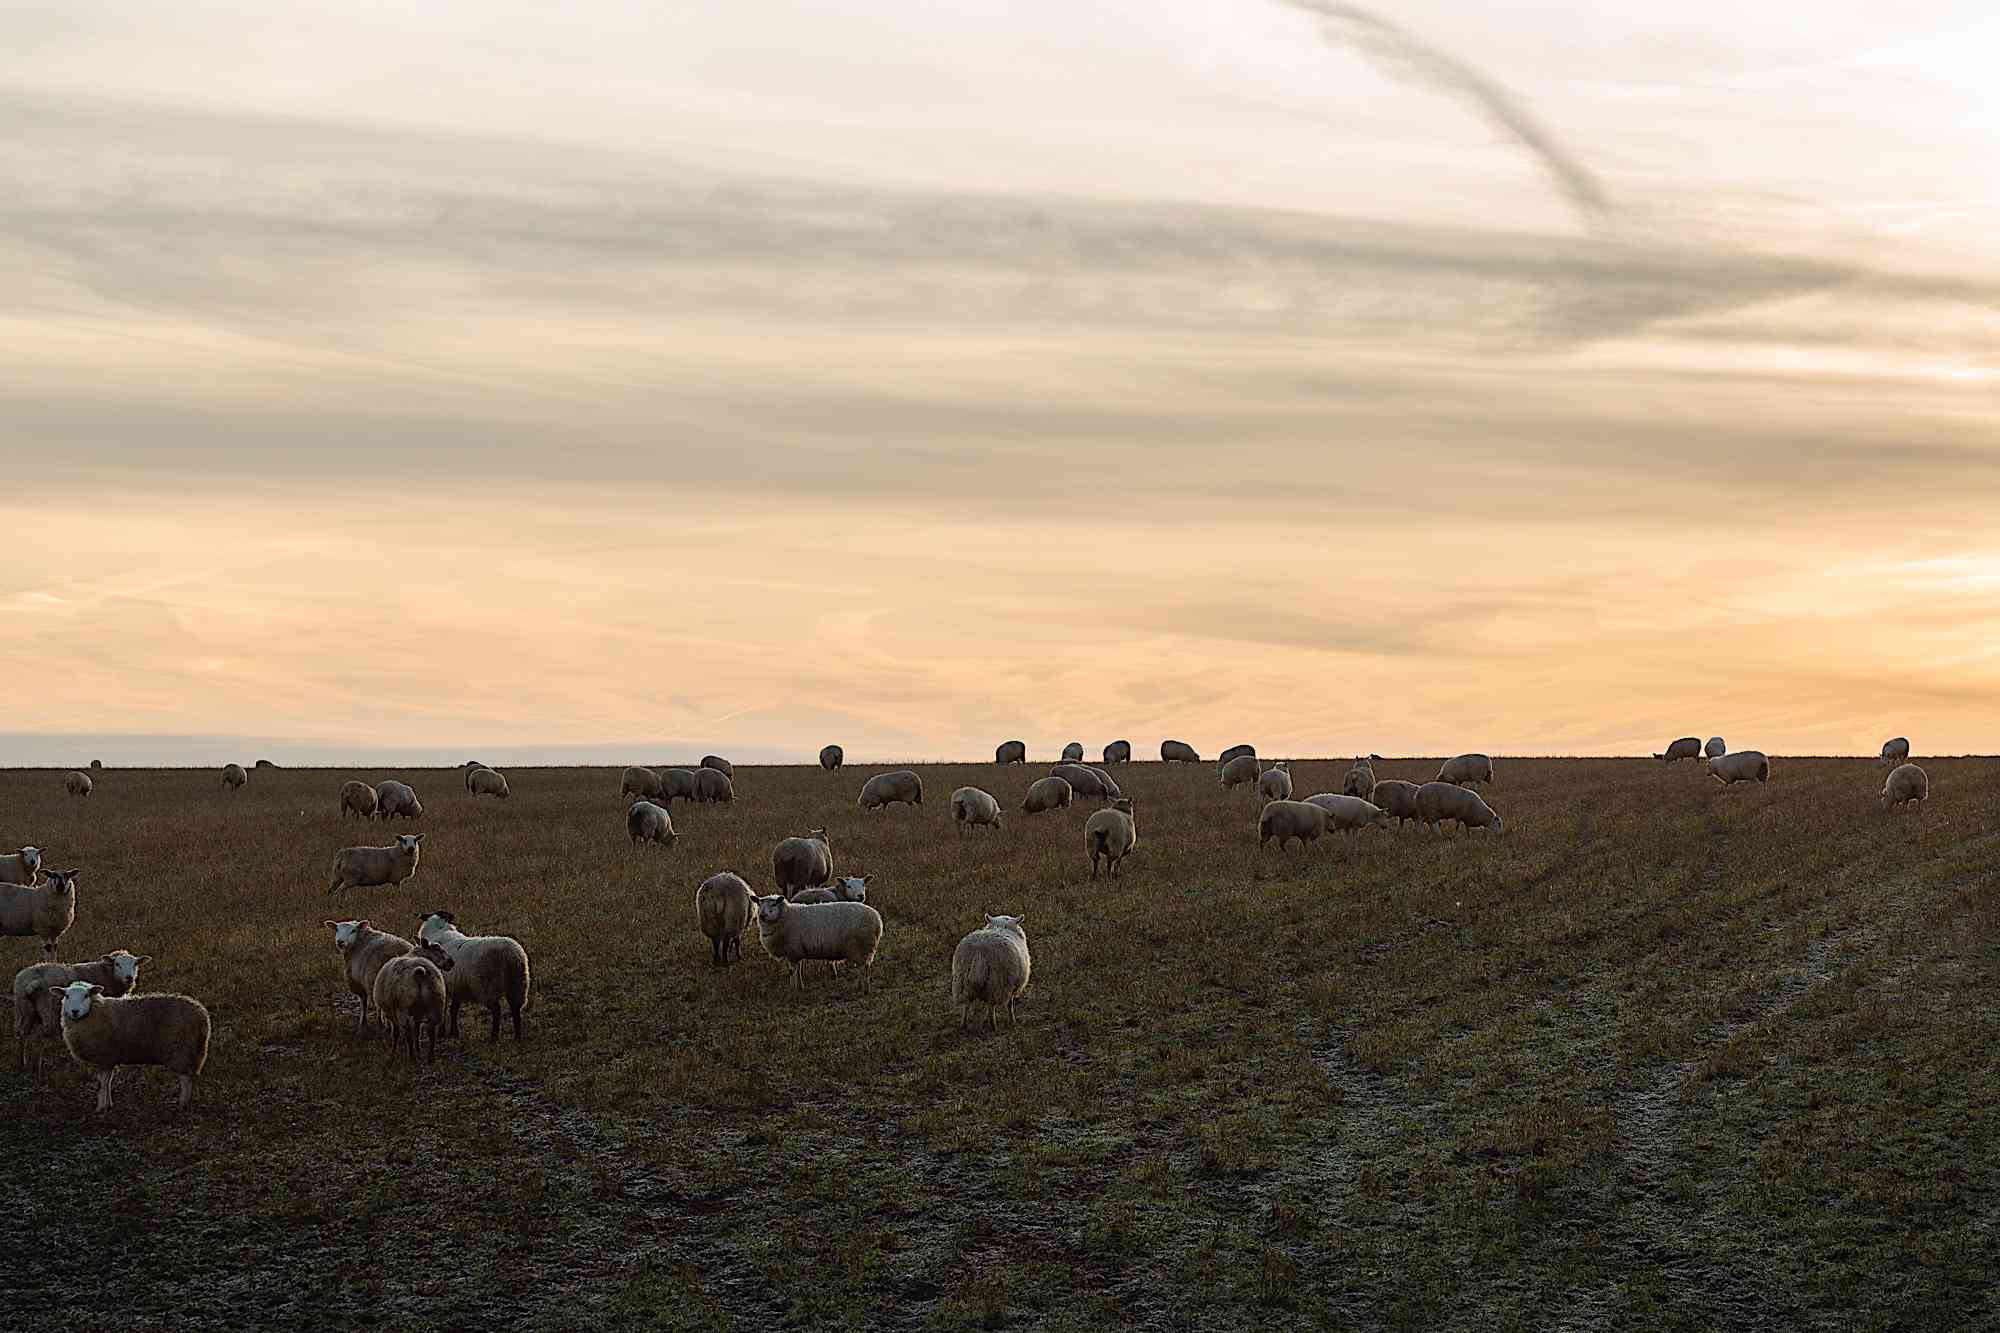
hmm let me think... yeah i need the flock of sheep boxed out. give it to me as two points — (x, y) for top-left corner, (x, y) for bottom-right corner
(5, 734), (1931, 1111)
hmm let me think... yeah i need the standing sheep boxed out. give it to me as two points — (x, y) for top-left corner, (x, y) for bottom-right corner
(64, 771), (92, 798)
(627, 800), (678, 848)
(1370, 779), (1422, 829)
(1881, 763), (1928, 812)
(375, 780), (423, 820)
(1413, 782), (1504, 834)
(0, 845), (42, 886)
(1022, 775), (1073, 815)
(1705, 737), (1727, 761)
(53, 982), (210, 1111)
(1879, 737), (1911, 767)
(1102, 740), (1132, 765)
(701, 755), (735, 779)
(1258, 799), (1329, 852)
(1258, 762), (1294, 802)
(1160, 740), (1201, 763)
(463, 764), (491, 792)
(323, 918), (413, 1034)
(221, 763), (247, 790)
(1085, 798), (1138, 879)
(1050, 763), (1111, 800)
(695, 768), (735, 804)
(1342, 758), (1376, 799)
(753, 895), (883, 991)
(1219, 754), (1262, 790)
(996, 740), (1028, 766)
(339, 780), (379, 820)
(468, 768), (511, 800)
(1060, 742), (1085, 763)
(952, 915), (1030, 1029)
(372, 940), (455, 1065)
(1655, 738), (1703, 763)
(772, 830), (834, 894)
(1708, 751), (1770, 786)
(950, 787), (1004, 832)
(14, 950), (146, 1076)
(661, 768), (702, 805)
(0, 868), (79, 960)
(1435, 754), (1495, 788)
(1218, 744), (1257, 768)
(1304, 793), (1396, 852)
(857, 770), (923, 811)
(819, 745), (844, 771)
(327, 834), (424, 894)
(696, 871), (756, 965)
(416, 911), (532, 1042)
(621, 766), (665, 801)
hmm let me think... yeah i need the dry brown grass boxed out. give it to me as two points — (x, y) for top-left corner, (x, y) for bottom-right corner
(5, 756), (1997, 1330)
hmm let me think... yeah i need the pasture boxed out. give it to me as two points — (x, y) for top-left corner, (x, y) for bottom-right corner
(5, 757), (1996, 1330)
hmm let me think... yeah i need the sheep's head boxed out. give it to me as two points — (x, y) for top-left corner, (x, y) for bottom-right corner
(54, 980), (100, 1021)
(754, 895), (788, 925)
(395, 834), (424, 853)
(15, 846), (41, 876)
(1112, 798), (1134, 814)
(416, 910), (455, 941)
(1487, 813), (1506, 834)
(986, 914), (1025, 936)
(1369, 809), (1394, 831)
(324, 919), (368, 951)
(831, 876), (869, 903)
(808, 828), (829, 846)
(42, 869), (78, 898)
(105, 950), (150, 985)
(412, 940), (455, 972)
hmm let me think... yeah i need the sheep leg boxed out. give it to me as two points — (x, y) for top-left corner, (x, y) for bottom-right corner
(426, 1019), (437, 1063)
(95, 1070), (114, 1112)
(711, 935), (723, 967)
(448, 998), (463, 1038)
(510, 999), (524, 1040)
(488, 1002), (502, 1043)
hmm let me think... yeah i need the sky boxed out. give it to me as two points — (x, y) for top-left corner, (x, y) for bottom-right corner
(6, 1), (2000, 765)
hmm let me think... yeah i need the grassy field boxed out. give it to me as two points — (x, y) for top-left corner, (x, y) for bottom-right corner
(5, 756), (1997, 1331)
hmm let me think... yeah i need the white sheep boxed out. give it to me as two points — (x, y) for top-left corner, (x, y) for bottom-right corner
(1085, 798), (1138, 878)
(1881, 762), (1928, 812)
(323, 918), (412, 1034)
(627, 800), (678, 848)
(468, 767), (510, 799)
(221, 763), (247, 790)
(1257, 762), (1293, 802)
(773, 830), (833, 893)
(339, 781), (379, 819)
(416, 911), (532, 1042)
(1022, 776), (1073, 815)
(1060, 742), (1085, 763)
(752, 895), (883, 991)
(53, 981), (211, 1111)
(0, 868), (79, 960)
(371, 940), (455, 1065)
(1879, 737), (1911, 767)
(0, 845), (42, 886)
(950, 786), (1004, 832)
(1160, 739), (1200, 763)
(1708, 751), (1770, 786)
(1341, 758), (1376, 799)
(1218, 744), (1257, 768)
(64, 771), (92, 798)
(858, 770), (923, 811)
(995, 740), (1028, 765)
(819, 745), (844, 771)
(621, 766), (665, 800)
(1655, 738), (1702, 763)
(791, 876), (869, 906)
(662, 768), (702, 805)
(695, 768), (735, 804)
(375, 780), (423, 820)
(701, 754), (735, 778)
(1050, 763), (1111, 800)
(1369, 779), (1422, 829)
(696, 871), (756, 965)
(1705, 737), (1727, 761)
(1413, 782), (1504, 834)
(1258, 799), (1328, 852)
(1219, 754), (1261, 790)
(1435, 754), (1495, 788)
(1303, 793), (1395, 851)
(1102, 740), (1132, 765)
(14, 950), (146, 1076)
(328, 834), (424, 895)
(951, 915), (1030, 1029)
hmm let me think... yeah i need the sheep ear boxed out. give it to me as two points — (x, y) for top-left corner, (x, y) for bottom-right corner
(136, 955), (152, 966)
(321, 920), (339, 928)
(412, 833), (426, 842)
(859, 875), (870, 885)
(357, 919), (370, 930)
(87, 984), (102, 997)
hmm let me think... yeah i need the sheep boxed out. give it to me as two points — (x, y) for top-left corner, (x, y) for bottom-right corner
(0, 868), (78, 960)
(327, 834), (424, 895)
(1050, 763), (1111, 800)
(256, 758), (278, 769)
(1881, 762), (1928, 812)
(1413, 781), (1504, 834)
(701, 755), (735, 779)
(1160, 739), (1200, 763)
(627, 800), (677, 848)
(1061, 742), (1085, 763)
(463, 764), (489, 792)
(952, 915), (1030, 1029)
(996, 740), (1028, 765)
(14, 950), (146, 1076)
(660, 768), (701, 804)
(1090, 766), (1123, 800)
(64, 771), (91, 798)
(1103, 739), (1132, 765)
(857, 770), (923, 811)
(1435, 753), (1495, 788)
(322, 917), (413, 1034)
(1655, 738), (1703, 763)
(375, 780), (423, 820)
(1708, 750), (1770, 786)
(773, 830), (833, 893)
(1879, 737), (1911, 767)
(0, 845), (42, 886)
(1022, 775), (1073, 815)
(1258, 799), (1328, 852)
(1219, 754), (1262, 790)
(1085, 798), (1137, 878)
(1304, 793), (1396, 851)
(792, 876), (869, 906)
(339, 780), (379, 820)
(1370, 779), (1422, 829)
(221, 763), (247, 790)
(819, 745), (844, 771)
(951, 786), (1004, 832)
(1258, 762), (1294, 802)
(468, 767), (510, 800)
(372, 941), (455, 1065)
(53, 982), (210, 1111)
(621, 765), (665, 801)
(696, 871), (756, 965)
(1342, 758), (1376, 800)
(695, 768), (736, 804)
(1218, 744), (1257, 768)
(752, 894), (883, 991)
(457, 760), (485, 771)
(1705, 737), (1727, 760)
(415, 911), (531, 1042)
(90, 759), (103, 770)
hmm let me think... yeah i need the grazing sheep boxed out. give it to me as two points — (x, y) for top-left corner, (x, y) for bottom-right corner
(1881, 763), (1928, 812)
(1085, 798), (1138, 878)
(792, 876), (870, 906)
(1258, 799), (1329, 852)
(463, 764), (489, 792)
(1370, 779), (1423, 829)
(1705, 737), (1727, 760)
(375, 780), (423, 820)
(255, 759), (277, 769)
(773, 830), (833, 893)
(1091, 766), (1123, 800)
(1258, 762), (1294, 802)
(1342, 758), (1376, 800)
(753, 895), (883, 991)
(1219, 744), (1257, 768)
(695, 768), (735, 804)
(701, 755), (735, 779)
(458, 760), (486, 771)
(339, 780), (379, 820)
(996, 740), (1028, 766)
(1655, 738), (1703, 763)
(468, 768), (510, 800)
(1219, 754), (1262, 790)
(660, 768), (702, 805)
(1708, 751), (1770, 786)
(696, 872), (756, 966)
(0, 845), (42, 886)
(54, 982), (210, 1111)
(372, 941), (455, 1065)
(323, 918), (412, 1034)
(327, 834), (424, 895)
(415, 911), (532, 1042)
(819, 745), (844, 771)
(857, 770), (923, 811)
(1879, 737), (1911, 767)
(1102, 740), (1132, 765)
(1304, 793), (1395, 851)
(626, 800), (677, 848)
(89, 760), (103, 770)
(1413, 782), (1504, 834)
(0, 868), (78, 961)
(14, 950), (145, 1076)
(64, 771), (91, 798)
(1051, 763), (1111, 800)
(221, 763), (247, 790)
(952, 915), (1030, 1029)
(1022, 776), (1074, 815)
(1060, 742), (1085, 763)
(1435, 753), (1495, 788)
(621, 766), (665, 801)
(1160, 739), (1200, 763)
(951, 786), (1004, 832)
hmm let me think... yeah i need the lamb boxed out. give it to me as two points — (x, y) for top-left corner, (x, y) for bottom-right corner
(1413, 781), (1504, 834)
(752, 894), (883, 991)
(621, 765), (665, 800)
(339, 780), (379, 819)
(0, 868), (78, 960)
(1655, 738), (1703, 763)
(701, 755), (735, 778)
(1061, 742), (1085, 763)
(1160, 740), (1200, 763)
(323, 918), (413, 1034)
(0, 845), (42, 886)
(1342, 757), (1376, 799)
(14, 950), (146, 1075)
(1708, 750), (1770, 786)
(1085, 798), (1138, 878)
(951, 786), (1004, 831)
(1705, 737), (1727, 760)
(1218, 743), (1256, 768)
(1879, 737), (1911, 767)
(64, 771), (91, 798)
(1881, 763), (1928, 812)
(1257, 762), (1293, 801)
(996, 740), (1028, 765)
(1022, 776), (1073, 815)
(819, 745), (844, 771)
(792, 876), (869, 906)
(1436, 753), (1495, 788)
(627, 800), (678, 848)
(857, 770), (923, 811)
(371, 940), (455, 1065)
(375, 780), (423, 820)
(952, 915), (1030, 1029)
(1369, 780), (1422, 829)
(773, 829), (833, 893)
(221, 763), (247, 790)
(1304, 793), (1396, 851)
(1219, 754), (1262, 790)
(327, 834), (424, 894)
(695, 768), (735, 804)
(1258, 799), (1328, 851)
(53, 981), (210, 1111)
(468, 767), (511, 800)
(696, 871), (756, 965)
(1050, 763), (1111, 799)
(415, 911), (532, 1041)
(1102, 739), (1132, 765)
(661, 768), (702, 804)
